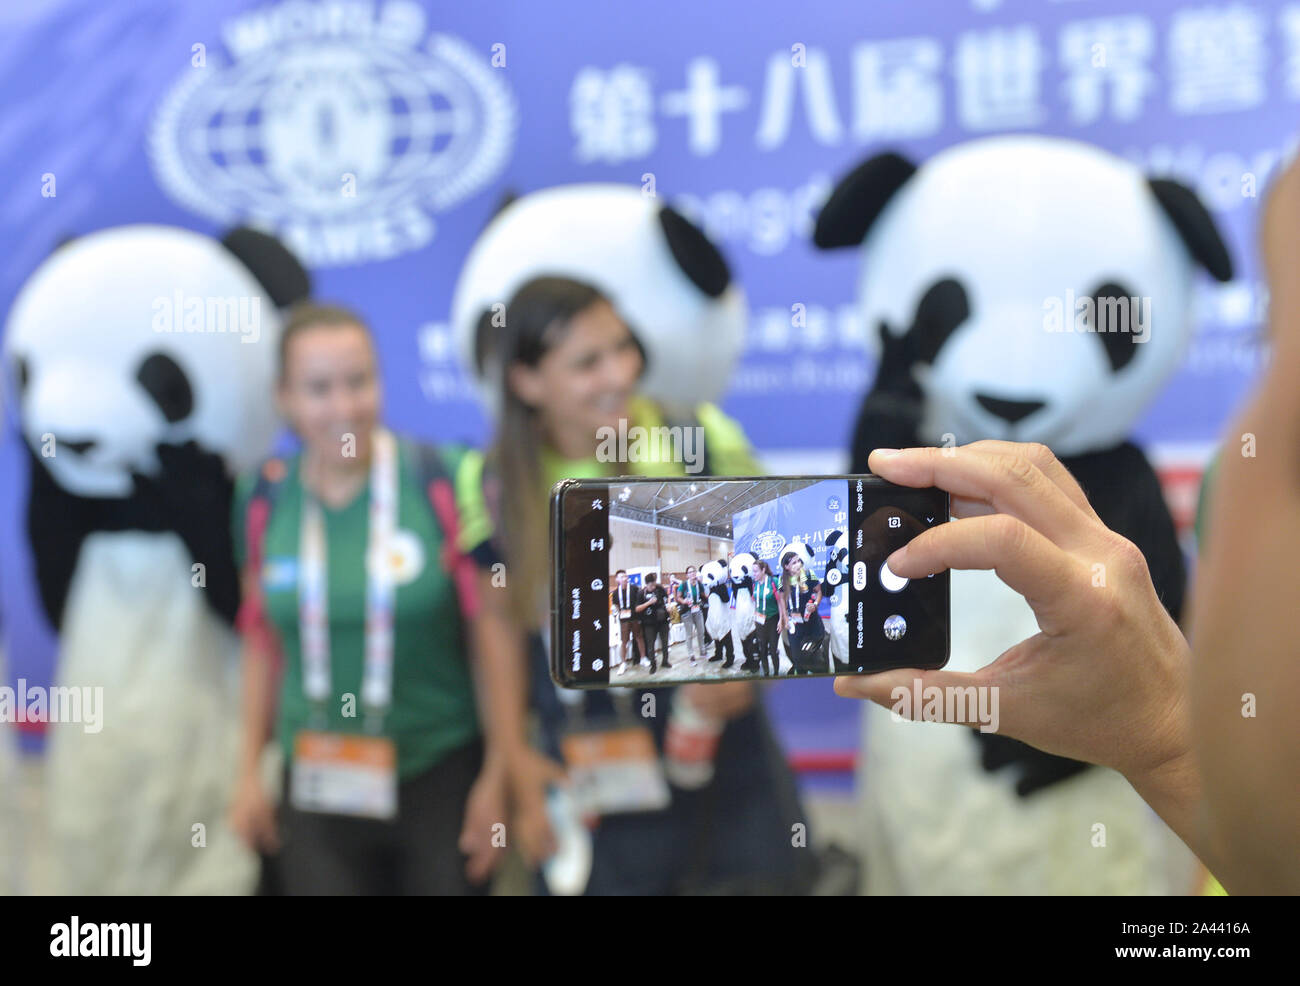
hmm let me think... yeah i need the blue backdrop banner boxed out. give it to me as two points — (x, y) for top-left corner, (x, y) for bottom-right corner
(1, 0), (1291, 758)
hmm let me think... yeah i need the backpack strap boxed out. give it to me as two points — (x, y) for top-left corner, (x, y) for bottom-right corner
(236, 458), (290, 659)
(408, 441), (482, 621)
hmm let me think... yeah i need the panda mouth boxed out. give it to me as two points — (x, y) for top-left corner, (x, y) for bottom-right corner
(975, 394), (1047, 426)
(60, 438), (98, 456)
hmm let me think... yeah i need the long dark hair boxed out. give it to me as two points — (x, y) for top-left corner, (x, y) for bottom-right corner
(780, 554), (807, 593)
(486, 276), (622, 624)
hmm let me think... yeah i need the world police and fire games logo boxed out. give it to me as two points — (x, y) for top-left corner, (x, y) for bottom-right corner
(148, 1), (516, 267)
(750, 530), (786, 558)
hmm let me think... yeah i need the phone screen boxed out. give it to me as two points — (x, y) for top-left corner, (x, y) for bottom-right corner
(550, 476), (949, 687)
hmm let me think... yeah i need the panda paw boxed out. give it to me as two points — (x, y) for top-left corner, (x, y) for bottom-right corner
(131, 441), (240, 624)
(971, 730), (1091, 797)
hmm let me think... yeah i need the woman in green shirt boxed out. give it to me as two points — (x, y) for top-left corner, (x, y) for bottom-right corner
(227, 303), (525, 894)
(752, 559), (782, 675)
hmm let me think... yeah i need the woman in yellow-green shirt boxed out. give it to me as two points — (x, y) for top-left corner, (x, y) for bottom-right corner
(459, 276), (817, 895)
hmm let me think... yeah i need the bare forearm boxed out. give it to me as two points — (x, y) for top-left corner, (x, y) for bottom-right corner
(469, 572), (532, 768)
(238, 639), (276, 776)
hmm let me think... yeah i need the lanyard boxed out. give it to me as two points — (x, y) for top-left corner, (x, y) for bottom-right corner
(618, 584), (630, 610)
(756, 576), (771, 612)
(791, 573), (809, 612)
(299, 428), (399, 725)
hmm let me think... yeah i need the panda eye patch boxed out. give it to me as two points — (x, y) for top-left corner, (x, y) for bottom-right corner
(911, 278), (970, 364)
(13, 355), (28, 395)
(136, 352), (194, 424)
(1087, 281), (1140, 372)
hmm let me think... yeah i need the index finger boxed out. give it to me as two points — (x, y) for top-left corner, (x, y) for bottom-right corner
(867, 443), (1100, 550)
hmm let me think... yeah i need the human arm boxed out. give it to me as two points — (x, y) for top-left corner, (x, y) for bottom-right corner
(833, 441), (1230, 883)
(460, 566), (562, 875)
(228, 551), (282, 853)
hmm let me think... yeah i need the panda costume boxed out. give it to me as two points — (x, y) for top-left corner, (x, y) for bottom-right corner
(779, 541), (826, 674)
(727, 553), (760, 672)
(3, 225), (309, 894)
(699, 560), (735, 668)
(814, 136), (1230, 893)
(820, 529), (851, 671)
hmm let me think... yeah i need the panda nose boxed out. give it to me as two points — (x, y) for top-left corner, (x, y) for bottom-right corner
(975, 394), (1046, 425)
(60, 438), (98, 456)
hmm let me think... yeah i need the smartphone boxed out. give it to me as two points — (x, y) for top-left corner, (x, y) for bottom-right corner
(550, 475), (949, 688)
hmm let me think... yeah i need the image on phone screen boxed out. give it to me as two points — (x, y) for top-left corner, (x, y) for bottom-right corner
(550, 476), (949, 688)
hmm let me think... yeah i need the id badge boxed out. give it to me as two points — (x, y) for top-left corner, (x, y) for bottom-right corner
(561, 722), (670, 817)
(690, 604), (701, 613)
(291, 731), (398, 820)
(620, 609), (631, 619)
(754, 612), (766, 625)
(789, 613), (803, 625)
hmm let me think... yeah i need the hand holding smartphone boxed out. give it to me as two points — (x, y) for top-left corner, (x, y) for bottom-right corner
(551, 475), (949, 687)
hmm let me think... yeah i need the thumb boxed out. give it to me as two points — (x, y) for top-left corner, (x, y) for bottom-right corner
(834, 667), (992, 727)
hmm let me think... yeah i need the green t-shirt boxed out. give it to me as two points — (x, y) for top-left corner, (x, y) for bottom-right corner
(233, 440), (480, 780)
(754, 575), (780, 617)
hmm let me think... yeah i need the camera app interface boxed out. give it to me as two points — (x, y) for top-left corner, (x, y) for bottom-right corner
(556, 477), (948, 686)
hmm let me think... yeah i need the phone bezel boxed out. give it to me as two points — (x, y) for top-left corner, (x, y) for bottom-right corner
(549, 474), (950, 689)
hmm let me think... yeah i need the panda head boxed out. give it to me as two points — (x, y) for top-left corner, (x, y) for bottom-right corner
(825, 529), (849, 580)
(451, 184), (747, 418)
(730, 552), (756, 584)
(815, 136), (1232, 456)
(700, 559), (728, 589)
(4, 225), (309, 498)
(779, 541), (816, 579)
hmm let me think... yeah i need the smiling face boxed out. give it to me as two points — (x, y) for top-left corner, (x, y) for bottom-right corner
(277, 322), (380, 466)
(452, 184), (747, 417)
(507, 299), (643, 455)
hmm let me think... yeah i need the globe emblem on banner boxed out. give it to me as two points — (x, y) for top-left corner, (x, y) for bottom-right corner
(148, 16), (515, 267)
(750, 531), (786, 558)
(826, 495), (841, 512)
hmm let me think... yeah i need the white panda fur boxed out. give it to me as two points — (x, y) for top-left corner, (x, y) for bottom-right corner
(450, 184), (746, 418)
(3, 225), (297, 894)
(728, 553), (757, 659)
(822, 530), (850, 667)
(699, 561), (732, 642)
(860, 569), (1195, 894)
(817, 138), (1218, 894)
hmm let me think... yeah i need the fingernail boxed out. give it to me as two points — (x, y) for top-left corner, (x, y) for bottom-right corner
(873, 448), (900, 457)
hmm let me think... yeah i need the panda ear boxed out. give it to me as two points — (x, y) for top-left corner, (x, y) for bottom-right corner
(220, 227), (312, 307)
(814, 152), (917, 249)
(1147, 179), (1234, 282)
(658, 205), (731, 298)
(490, 188), (518, 221)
